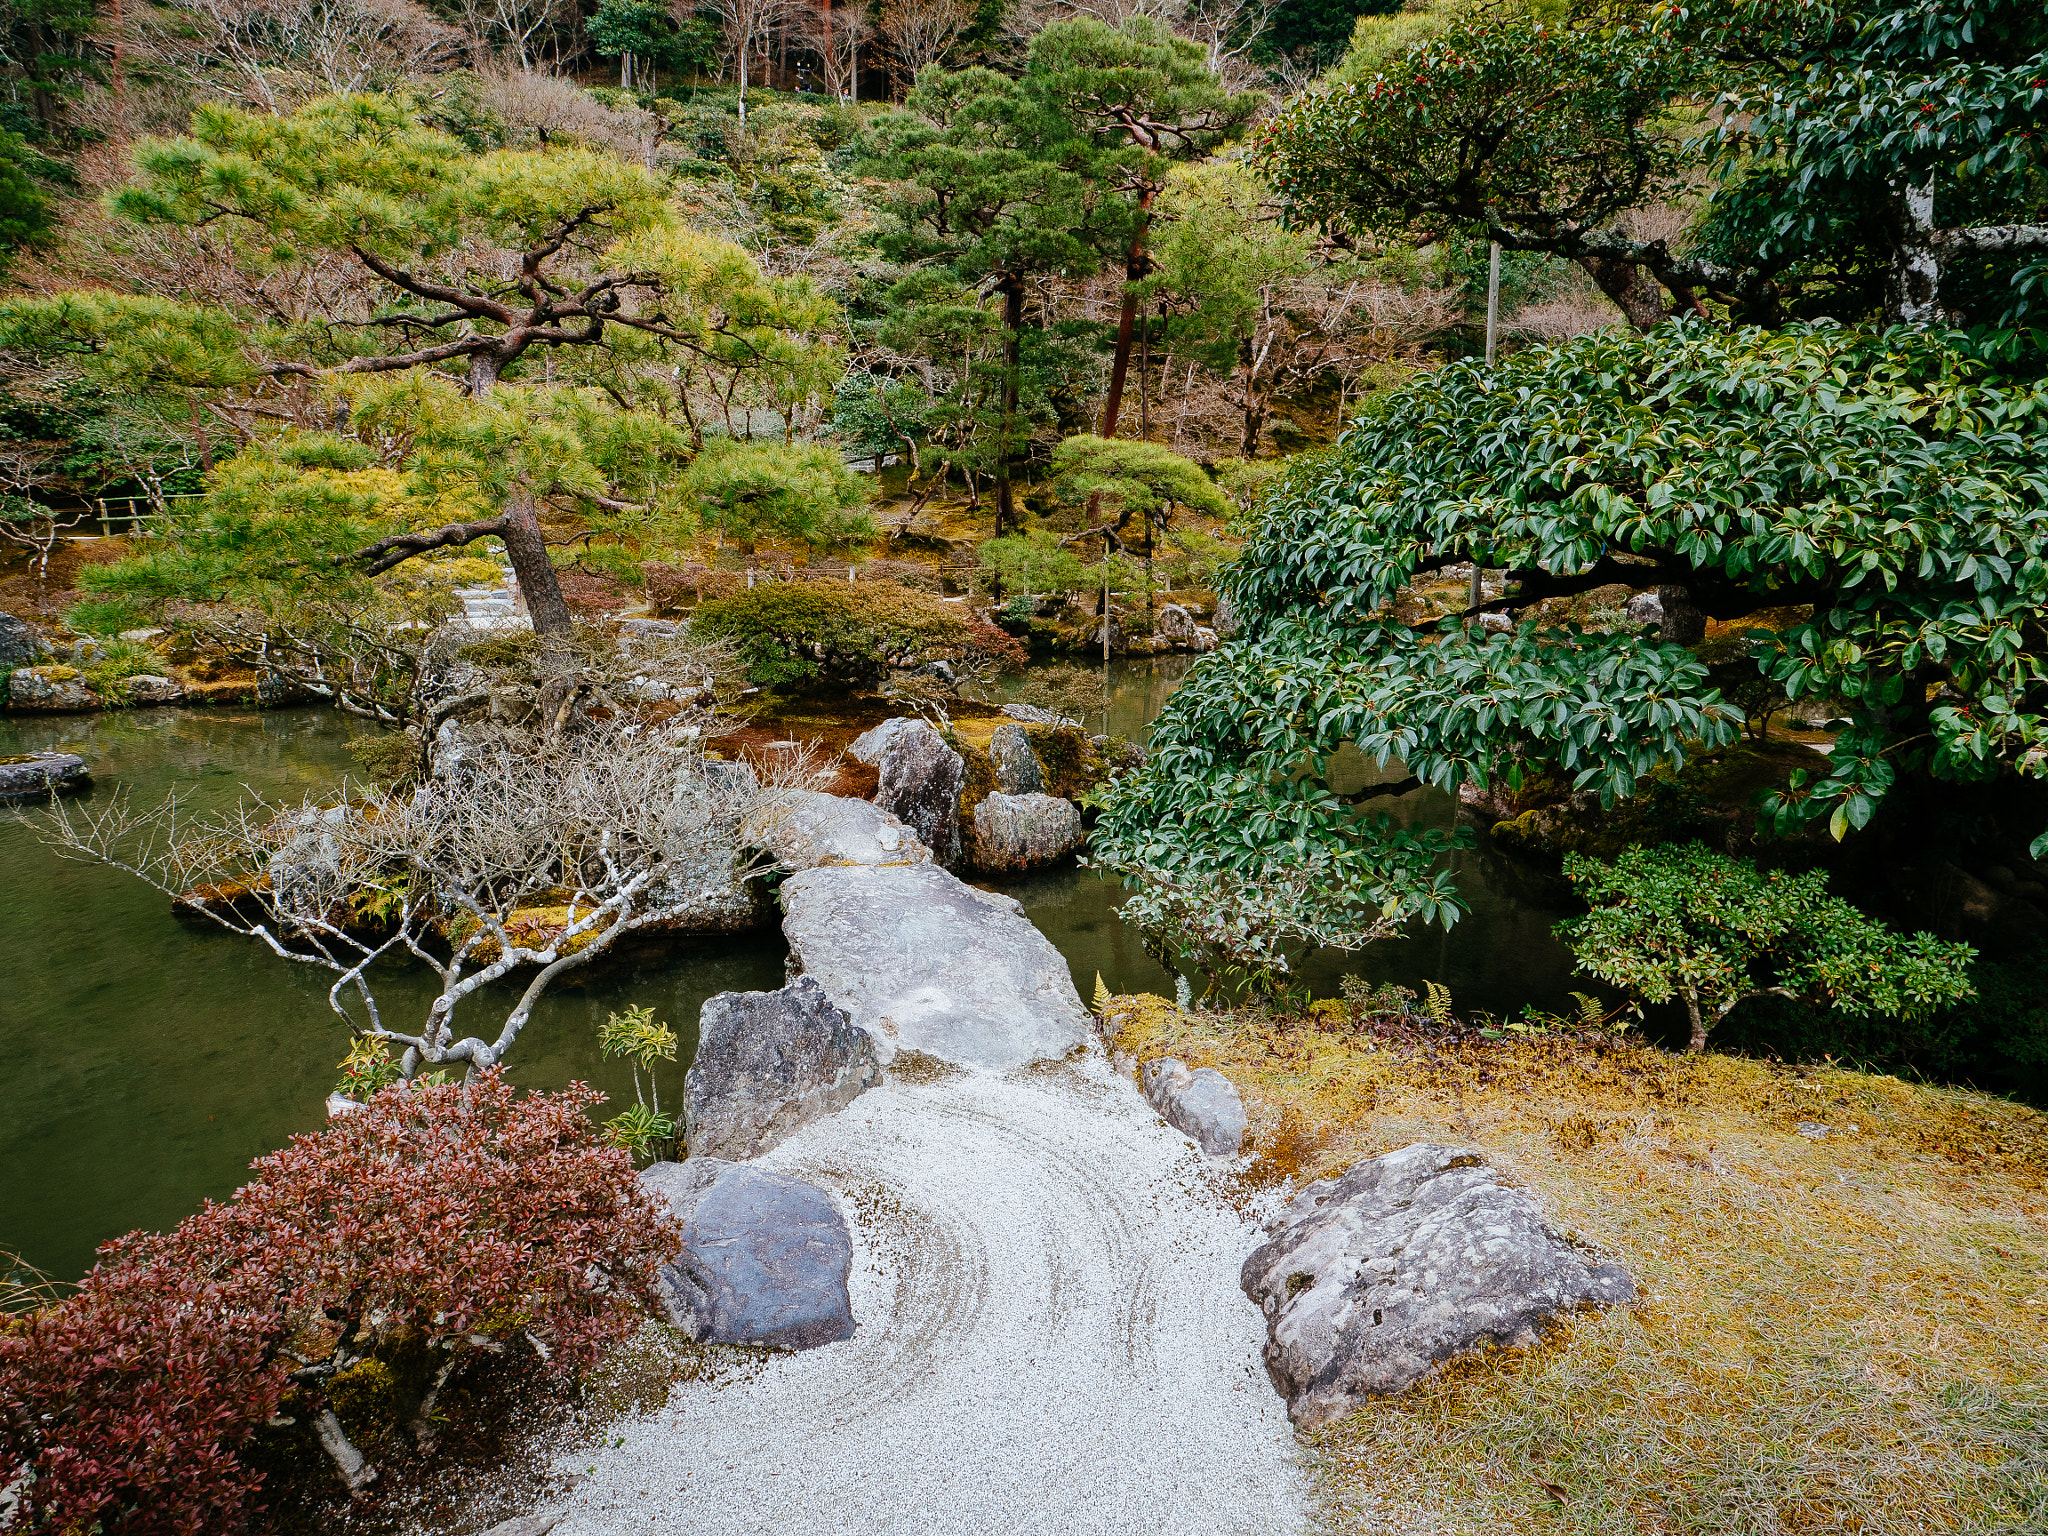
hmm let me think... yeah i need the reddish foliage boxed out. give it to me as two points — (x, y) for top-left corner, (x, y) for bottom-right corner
(0, 1076), (678, 1533)
(0, 1264), (281, 1536)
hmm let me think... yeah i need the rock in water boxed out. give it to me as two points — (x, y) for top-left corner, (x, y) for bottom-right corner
(5, 667), (98, 711)
(685, 977), (883, 1160)
(971, 791), (1083, 873)
(1156, 604), (1197, 648)
(1241, 1143), (1635, 1426)
(639, 1159), (855, 1350)
(873, 720), (964, 865)
(1140, 1057), (1246, 1157)
(987, 722), (1046, 795)
(744, 789), (931, 870)
(781, 861), (1090, 1070)
(123, 674), (186, 706)
(0, 751), (90, 801)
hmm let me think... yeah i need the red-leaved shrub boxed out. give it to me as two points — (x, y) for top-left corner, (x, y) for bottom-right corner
(0, 1075), (678, 1533)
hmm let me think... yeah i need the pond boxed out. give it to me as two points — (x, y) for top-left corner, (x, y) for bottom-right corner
(0, 661), (1582, 1281)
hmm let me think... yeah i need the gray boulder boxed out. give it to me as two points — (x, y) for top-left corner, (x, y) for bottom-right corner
(256, 673), (309, 709)
(684, 976), (882, 1160)
(123, 674), (186, 706)
(971, 791), (1083, 872)
(781, 860), (1090, 1069)
(987, 722), (1046, 795)
(1213, 591), (1239, 638)
(0, 614), (48, 667)
(1241, 1143), (1635, 1426)
(1156, 604), (1197, 648)
(0, 751), (90, 801)
(639, 1159), (855, 1350)
(873, 719), (964, 866)
(743, 788), (931, 870)
(848, 716), (918, 765)
(1140, 1057), (1246, 1157)
(6, 667), (98, 711)
(1625, 591), (1664, 627)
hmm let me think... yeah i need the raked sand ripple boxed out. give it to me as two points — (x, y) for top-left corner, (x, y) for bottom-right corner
(554, 1051), (1306, 1536)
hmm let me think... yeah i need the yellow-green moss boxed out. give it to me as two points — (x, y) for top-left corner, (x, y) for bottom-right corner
(1099, 991), (2048, 1536)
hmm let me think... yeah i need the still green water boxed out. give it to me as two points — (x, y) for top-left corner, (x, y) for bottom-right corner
(1, 661), (1579, 1280)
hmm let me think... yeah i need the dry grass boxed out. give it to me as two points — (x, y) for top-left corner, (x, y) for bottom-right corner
(1101, 995), (2048, 1536)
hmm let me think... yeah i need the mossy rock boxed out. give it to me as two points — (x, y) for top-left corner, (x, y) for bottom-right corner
(1023, 724), (1104, 801)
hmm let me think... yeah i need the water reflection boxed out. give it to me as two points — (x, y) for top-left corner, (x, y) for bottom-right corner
(0, 661), (1581, 1280)
(0, 707), (784, 1280)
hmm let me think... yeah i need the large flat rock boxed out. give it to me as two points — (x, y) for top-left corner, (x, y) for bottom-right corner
(742, 789), (930, 870)
(780, 861), (1090, 1071)
(1241, 1142), (1636, 1426)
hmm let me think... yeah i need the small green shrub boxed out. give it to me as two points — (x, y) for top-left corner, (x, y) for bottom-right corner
(80, 638), (165, 704)
(691, 581), (1025, 692)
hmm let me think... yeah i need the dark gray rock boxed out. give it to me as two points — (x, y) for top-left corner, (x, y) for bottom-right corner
(0, 614), (48, 667)
(639, 1159), (855, 1350)
(1140, 1057), (1246, 1157)
(1241, 1143), (1636, 1426)
(987, 722), (1045, 795)
(256, 673), (310, 709)
(780, 860), (1090, 1069)
(743, 788), (930, 870)
(684, 976), (882, 1160)
(873, 719), (964, 866)
(1624, 591), (1663, 626)
(0, 751), (90, 801)
(970, 791), (1083, 873)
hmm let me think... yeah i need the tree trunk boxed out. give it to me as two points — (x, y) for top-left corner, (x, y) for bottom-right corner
(1684, 994), (1708, 1054)
(1238, 336), (1267, 460)
(466, 348), (507, 397)
(313, 1407), (377, 1491)
(1098, 189), (1156, 444)
(1575, 253), (1670, 331)
(1656, 584), (1707, 646)
(499, 488), (575, 638)
(1889, 180), (1944, 326)
(994, 277), (1024, 538)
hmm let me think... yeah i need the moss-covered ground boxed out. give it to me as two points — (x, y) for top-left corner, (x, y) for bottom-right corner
(1102, 993), (2048, 1536)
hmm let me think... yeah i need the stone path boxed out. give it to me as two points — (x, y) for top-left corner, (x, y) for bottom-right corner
(551, 802), (1305, 1534)
(555, 1055), (1303, 1536)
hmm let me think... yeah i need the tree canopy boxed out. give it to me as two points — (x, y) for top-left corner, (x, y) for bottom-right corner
(1094, 319), (2048, 957)
(1258, 0), (2048, 327)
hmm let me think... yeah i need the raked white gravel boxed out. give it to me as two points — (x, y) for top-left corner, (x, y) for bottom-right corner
(553, 1049), (1306, 1536)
